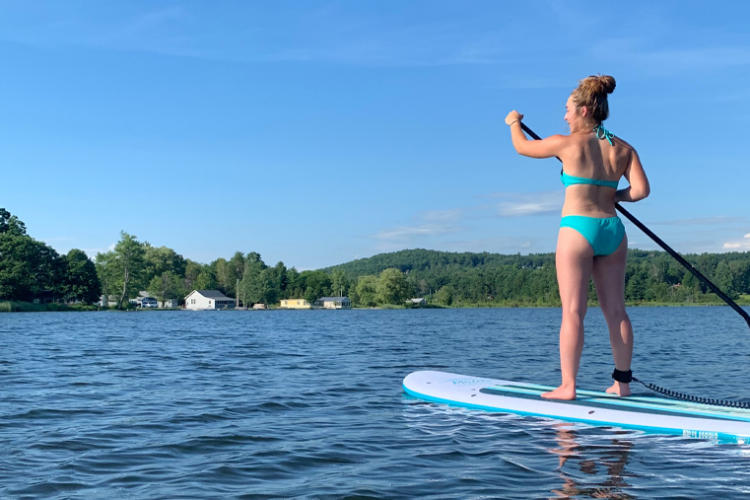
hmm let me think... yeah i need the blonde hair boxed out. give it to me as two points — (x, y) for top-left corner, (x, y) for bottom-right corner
(571, 74), (616, 123)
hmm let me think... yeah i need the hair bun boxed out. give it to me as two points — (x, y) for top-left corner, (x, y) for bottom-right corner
(580, 74), (616, 96)
(597, 75), (616, 95)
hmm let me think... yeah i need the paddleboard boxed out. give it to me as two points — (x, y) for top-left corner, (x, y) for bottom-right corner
(403, 371), (750, 443)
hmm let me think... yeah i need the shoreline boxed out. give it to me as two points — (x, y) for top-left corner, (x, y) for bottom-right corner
(2, 301), (747, 313)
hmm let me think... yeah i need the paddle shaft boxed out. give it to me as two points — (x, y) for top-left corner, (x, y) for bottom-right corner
(519, 122), (750, 329)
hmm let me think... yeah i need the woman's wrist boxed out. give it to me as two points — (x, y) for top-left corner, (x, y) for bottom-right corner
(508, 119), (520, 127)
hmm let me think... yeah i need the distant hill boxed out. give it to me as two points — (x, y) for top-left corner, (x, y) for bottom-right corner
(321, 248), (750, 307)
(321, 248), (555, 278)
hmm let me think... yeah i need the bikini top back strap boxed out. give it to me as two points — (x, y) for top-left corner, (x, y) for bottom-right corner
(594, 123), (615, 146)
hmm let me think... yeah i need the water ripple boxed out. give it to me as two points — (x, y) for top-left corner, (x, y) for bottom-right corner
(1, 308), (750, 498)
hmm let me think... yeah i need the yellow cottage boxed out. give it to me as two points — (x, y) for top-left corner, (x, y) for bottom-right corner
(279, 299), (312, 309)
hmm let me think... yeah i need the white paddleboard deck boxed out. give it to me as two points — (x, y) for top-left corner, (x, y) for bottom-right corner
(403, 371), (750, 443)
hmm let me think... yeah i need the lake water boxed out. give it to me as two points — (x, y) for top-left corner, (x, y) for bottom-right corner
(2, 307), (750, 499)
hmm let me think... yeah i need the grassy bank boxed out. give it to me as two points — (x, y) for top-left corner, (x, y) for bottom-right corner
(361, 295), (750, 309)
(0, 301), (101, 312)
(442, 301), (750, 309)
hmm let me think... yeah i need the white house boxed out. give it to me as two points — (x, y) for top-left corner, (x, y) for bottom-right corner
(407, 298), (427, 307)
(185, 290), (236, 310)
(313, 297), (352, 309)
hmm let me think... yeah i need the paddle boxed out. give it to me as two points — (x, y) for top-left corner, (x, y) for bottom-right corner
(520, 122), (750, 330)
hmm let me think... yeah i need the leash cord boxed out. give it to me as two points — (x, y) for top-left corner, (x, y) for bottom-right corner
(632, 376), (750, 409)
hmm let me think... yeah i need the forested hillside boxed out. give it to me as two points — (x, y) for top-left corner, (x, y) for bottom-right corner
(325, 248), (750, 307)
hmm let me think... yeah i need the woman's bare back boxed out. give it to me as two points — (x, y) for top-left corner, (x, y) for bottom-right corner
(559, 133), (637, 218)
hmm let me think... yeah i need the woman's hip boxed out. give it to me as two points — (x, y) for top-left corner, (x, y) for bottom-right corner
(560, 215), (625, 256)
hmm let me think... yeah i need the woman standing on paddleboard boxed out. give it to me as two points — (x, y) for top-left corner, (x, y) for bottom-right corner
(505, 75), (650, 400)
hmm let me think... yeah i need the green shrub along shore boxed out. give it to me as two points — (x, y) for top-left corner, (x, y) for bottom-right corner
(2, 207), (750, 311)
(0, 301), (100, 312)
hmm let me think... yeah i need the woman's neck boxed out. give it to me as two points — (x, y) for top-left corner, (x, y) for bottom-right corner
(570, 120), (598, 134)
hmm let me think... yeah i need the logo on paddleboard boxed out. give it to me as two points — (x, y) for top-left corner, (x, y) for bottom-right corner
(449, 378), (495, 385)
(683, 429), (718, 440)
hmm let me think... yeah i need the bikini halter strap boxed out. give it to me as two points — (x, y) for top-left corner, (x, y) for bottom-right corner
(594, 123), (615, 146)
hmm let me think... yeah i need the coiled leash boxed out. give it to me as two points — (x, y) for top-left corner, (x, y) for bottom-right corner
(613, 369), (750, 409)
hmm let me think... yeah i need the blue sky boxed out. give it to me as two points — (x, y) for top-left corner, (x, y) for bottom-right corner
(2, 1), (750, 269)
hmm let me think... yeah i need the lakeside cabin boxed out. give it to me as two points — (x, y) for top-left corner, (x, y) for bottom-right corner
(407, 298), (427, 307)
(185, 290), (236, 311)
(279, 299), (311, 309)
(313, 297), (352, 309)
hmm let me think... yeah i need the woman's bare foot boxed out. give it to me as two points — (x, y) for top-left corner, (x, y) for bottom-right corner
(605, 381), (631, 397)
(542, 384), (577, 400)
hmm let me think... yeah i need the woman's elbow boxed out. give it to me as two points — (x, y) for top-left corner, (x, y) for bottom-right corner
(633, 184), (651, 201)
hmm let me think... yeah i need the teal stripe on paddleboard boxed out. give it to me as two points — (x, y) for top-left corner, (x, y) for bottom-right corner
(505, 381), (750, 416)
(482, 386), (750, 423)
(403, 383), (748, 444)
(503, 382), (688, 406)
(492, 384), (750, 421)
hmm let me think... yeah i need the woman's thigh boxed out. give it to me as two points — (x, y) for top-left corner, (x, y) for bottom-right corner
(592, 233), (628, 315)
(556, 227), (594, 314)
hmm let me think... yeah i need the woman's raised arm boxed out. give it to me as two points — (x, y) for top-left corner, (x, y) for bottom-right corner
(506, 110), (566, 159)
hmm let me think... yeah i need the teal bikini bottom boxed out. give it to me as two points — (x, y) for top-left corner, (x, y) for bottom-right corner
(560, 215), (625, 256)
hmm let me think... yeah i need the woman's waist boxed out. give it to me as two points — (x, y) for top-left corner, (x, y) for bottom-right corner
(561, 200), (617, 218)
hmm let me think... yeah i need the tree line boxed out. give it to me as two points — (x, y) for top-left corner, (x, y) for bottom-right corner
(327, 248), (750, 307)
(0, 209), (101, 303)
(2, 207), (750, 308)
(95, 232), (343, 308)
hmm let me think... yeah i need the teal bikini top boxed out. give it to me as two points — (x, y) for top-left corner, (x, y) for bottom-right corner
(560, 123), (618, 189)
(561, 172), (618, 189)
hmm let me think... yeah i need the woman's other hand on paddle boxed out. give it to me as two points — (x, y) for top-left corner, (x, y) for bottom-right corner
(505, 111), (523, 126)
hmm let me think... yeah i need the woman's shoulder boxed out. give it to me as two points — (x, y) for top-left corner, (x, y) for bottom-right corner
(611, 136), (640, 177)
(551, 133), (580, 149)
(613, 135), (636, 152)
(544, 133), (570, 142)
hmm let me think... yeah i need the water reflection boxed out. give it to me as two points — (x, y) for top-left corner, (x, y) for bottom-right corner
(549, 423), (636, 499)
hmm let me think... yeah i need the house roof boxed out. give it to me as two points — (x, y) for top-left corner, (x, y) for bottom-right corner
(317, 297), (350, 302)
(185, 290), (234, 300)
